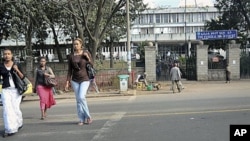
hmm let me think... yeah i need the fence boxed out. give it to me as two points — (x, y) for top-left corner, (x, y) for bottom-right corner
(53, 69), (136, 91)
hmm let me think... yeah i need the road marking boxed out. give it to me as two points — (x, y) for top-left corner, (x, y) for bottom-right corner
(53, 97), (132, 104)
(124, 108), (250, 118)
(91, 112), (126, 141)
(18, 129), (99, 137)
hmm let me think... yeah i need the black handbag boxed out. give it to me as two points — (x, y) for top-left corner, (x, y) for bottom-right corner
(86, 63), (96, 79)
(12, 71), (28, 95)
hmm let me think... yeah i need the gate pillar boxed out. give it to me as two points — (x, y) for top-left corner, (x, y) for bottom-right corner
(145, 42), (156, 82)
(227, 40), (240, 80)
(196, 41), (208, 81)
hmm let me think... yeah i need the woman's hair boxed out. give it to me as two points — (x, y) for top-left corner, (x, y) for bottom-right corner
(3, 48), (12, 53)
(74, 38), (84, 46)
(38, 56), (47, 62)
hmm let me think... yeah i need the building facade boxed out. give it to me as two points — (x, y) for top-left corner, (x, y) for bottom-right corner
(119, 6), (220, 60)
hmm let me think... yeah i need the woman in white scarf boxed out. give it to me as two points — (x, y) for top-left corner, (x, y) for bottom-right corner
(0, 48), (24, 137)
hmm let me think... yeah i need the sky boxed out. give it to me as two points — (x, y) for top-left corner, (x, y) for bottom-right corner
(144, 0), (179, 8)
(144, 0), (216, 8)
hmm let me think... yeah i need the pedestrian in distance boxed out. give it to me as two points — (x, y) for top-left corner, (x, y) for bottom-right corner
(34, 57), (56, 120)
(170, 63), (182, 93)
(225, 64), (231, 83)
(0, 48), (24, 137)
(64, 38), (93, 125)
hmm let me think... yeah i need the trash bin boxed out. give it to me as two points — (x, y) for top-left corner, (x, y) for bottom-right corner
(117, 75), (129, 91)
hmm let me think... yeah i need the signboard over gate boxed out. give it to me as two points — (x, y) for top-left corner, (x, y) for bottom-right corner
(196, 30), (237, 40)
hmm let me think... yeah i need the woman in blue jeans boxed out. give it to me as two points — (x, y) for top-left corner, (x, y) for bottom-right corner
(64, 38), (93, 125)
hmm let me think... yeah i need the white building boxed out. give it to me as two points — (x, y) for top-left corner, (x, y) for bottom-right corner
(117, 0), (220, 61)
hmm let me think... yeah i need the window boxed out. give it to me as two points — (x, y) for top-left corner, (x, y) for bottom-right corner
(193, 13), (198, 22)
(178, 13), (184, 23)
(186, 13), (190, 22)
(139, 15), (143, 24)
(162, 14), (169, 23)
(196, 13), (202, 22)
(171, 14), (177, 23)
(156, 14), (161, 23)
(178, 27), (184, 33)
(149, 14), (154, 23)
(142, 15), (148, 24)
(201, 13), (207, 22)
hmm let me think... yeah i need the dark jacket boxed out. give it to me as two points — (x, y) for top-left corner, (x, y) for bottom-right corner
(0, 63), (24, 89)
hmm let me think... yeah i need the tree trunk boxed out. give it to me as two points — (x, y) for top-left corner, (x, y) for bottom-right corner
(25, 20), (33, 56)
(109, 39), (114, 68)
(51, 25), (63, 62)
(68, 0), (84, 40)
(91, 39), (99, 62)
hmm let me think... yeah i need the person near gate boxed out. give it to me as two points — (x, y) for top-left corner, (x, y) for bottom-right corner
(64, 38), (93, 125)
(170, 63), (182, 93)
(225, 64), (231, 83)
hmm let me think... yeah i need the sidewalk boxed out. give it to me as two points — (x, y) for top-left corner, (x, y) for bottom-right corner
(23, 79), (250, 102)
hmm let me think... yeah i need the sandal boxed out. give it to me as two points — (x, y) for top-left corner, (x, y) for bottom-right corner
(86, 118), (93, 124)
(78, 122), (84, 125)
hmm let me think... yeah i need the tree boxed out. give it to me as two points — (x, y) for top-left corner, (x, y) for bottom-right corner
(0, 0), (11, 44)
(5, 0), (47, 55)
(66, 0), (146, 61)
(204, 0), (250, 49)
(215, 0), (250, 30)
(38, 0), (70, 62)
(136, 41), (147, 62)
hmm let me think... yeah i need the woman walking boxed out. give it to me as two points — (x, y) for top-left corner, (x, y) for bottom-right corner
(64, 38), (93, 125)
(34, 57), (56, 120)
(0, 48), (24, 137)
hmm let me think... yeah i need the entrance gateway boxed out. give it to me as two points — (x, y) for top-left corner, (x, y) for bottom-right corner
(154, 30), (238, 81)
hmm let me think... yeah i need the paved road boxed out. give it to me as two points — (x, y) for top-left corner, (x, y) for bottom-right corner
(0, 80), (249, 141)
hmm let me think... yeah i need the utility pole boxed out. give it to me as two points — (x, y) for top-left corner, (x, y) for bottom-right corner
(126, 0), (131, 74)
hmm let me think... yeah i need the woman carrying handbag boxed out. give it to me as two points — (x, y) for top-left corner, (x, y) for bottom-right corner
(64, 38), (93, 125)
(0, 48), (24, 137)
(34, 57), (56, 120)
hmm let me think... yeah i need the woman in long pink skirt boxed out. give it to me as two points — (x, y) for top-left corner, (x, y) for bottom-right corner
(34, 57), (56, 120)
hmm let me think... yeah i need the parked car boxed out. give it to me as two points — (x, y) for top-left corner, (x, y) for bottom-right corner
(0, 80), (33, 106)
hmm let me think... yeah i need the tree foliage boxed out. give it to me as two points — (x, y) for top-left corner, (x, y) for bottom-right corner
(0, 0), (12, 43)
(65, 0), (147, 61)
(1, 0), (146, 64)
(205, 0), (250, 49)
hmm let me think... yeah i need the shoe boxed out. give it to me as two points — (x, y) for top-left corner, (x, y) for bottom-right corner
(40, 117), (45, 120)
(18, 125), (23, 131)
(2, 133), (15, 138)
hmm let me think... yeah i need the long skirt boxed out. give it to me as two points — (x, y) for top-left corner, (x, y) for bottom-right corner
(2, 87), (23, 134)
(37, 85), (56, 110)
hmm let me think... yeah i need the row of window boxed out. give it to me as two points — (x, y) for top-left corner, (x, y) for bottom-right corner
(134, 12), (220, 24)
(138, 26), (204, 34)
